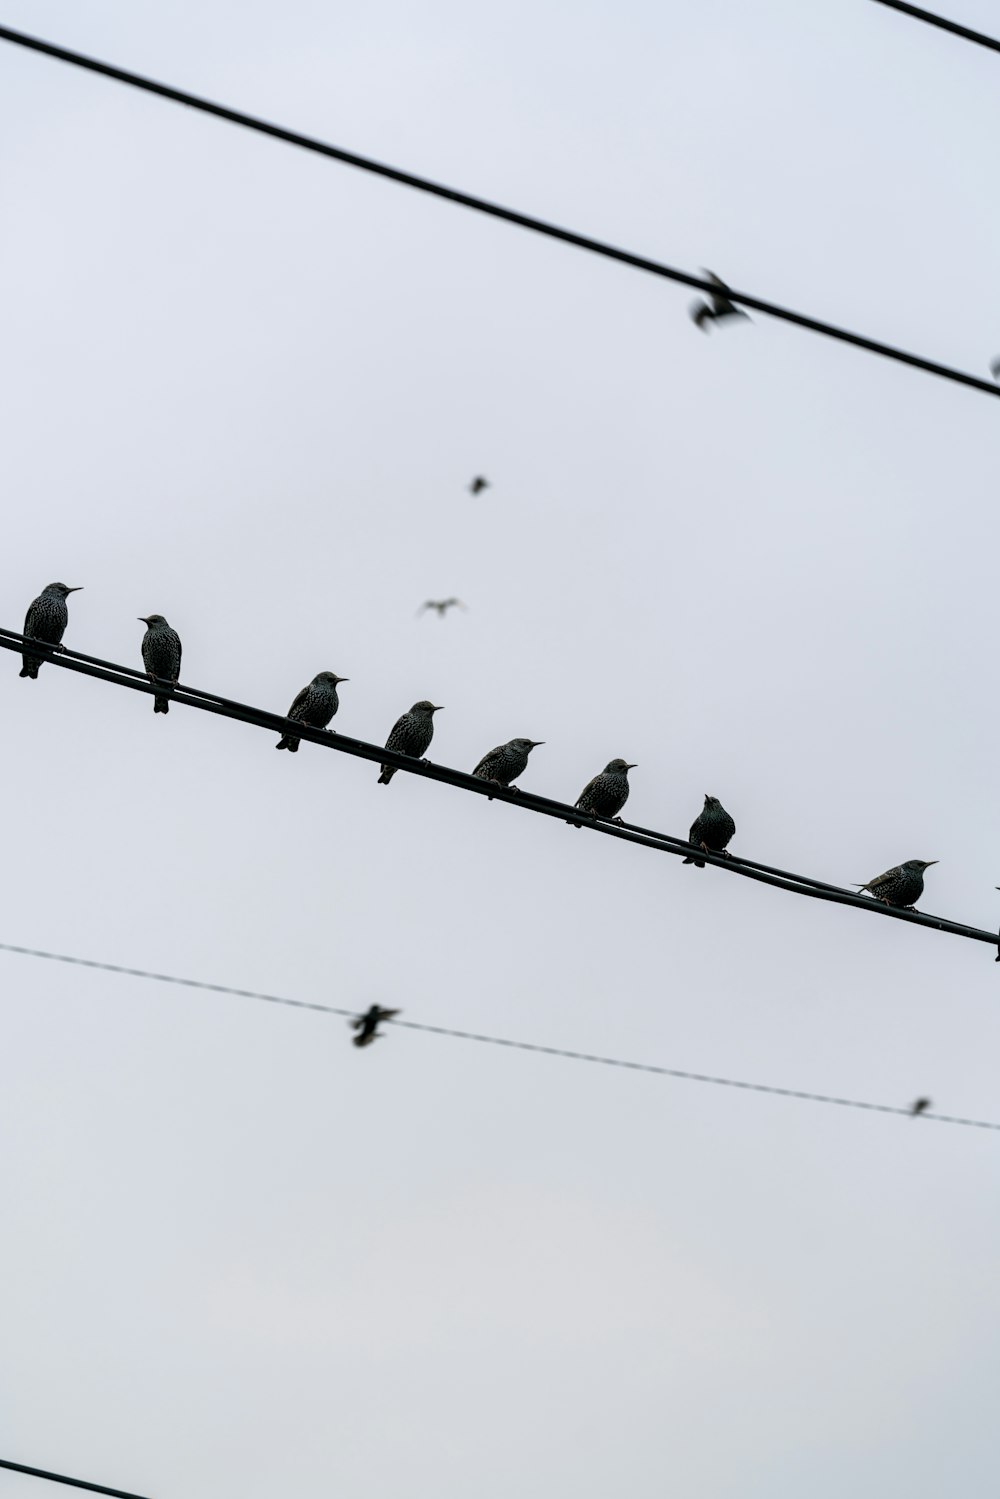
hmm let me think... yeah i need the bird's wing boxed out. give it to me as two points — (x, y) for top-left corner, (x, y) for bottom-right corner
(445, 599), (467, 610)
(690, 301), (710, 328)
(376, 1008), (401, 1021)
(286, 685), (312, 719)
(417, 602), (433, 616)
(576, 775), (600, 806)
(702, 269), (729, 291)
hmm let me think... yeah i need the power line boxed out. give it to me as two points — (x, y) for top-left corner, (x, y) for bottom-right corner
(1, 939), (995, 1133)
(0, 1457), (151, 1499)
(1, 625), (997, 954)
(872, 0), (1000, 54)
(0, 24), (995, 401)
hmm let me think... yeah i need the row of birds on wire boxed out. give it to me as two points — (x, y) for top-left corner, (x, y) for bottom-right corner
(17, 580), (942, 911)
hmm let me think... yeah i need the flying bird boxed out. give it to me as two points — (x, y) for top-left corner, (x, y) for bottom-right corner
(468, 476), (490, 495)
(471, 737), (543, 793)
(683, 794), (736, 867)
(20, 582), (82, 678)
(855, 859), (937, 911)
(276, 671), (348, 752)
(418, 598), (466, 618)
(570, 759), (636, 824)
(138, 614), (182, 714)
(379, 700), (443, 785)
(690, 270), (750, 332)
(351, 1004), (400, 1048)
(909, 1097), (931, 1116)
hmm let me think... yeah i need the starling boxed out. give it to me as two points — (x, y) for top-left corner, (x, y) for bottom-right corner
(20, 581), (82, 678)
(468, 476), (490, 495)
(378, 700), (443, 785)
(571, 759), (636, 824)
(418, 598), (466, 618)
(472, 737), (543, 790)
(909, 1097), (932, 1116)
(276, 671), (348, 752)
(690, 270), (750, 332)
(683, 794), (737, 867)
(855, 859), (938, 910)
(351, 1004), (400, 1048)
(138, 614), (182, 714)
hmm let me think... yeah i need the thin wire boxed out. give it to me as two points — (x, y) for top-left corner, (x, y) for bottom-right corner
(1, 939), (995, 1132)
(1, 626), (997, 953)
(871, 0), (1000, 53)
(0, 1457), (151, 1499)
(0, 24), (996, 399)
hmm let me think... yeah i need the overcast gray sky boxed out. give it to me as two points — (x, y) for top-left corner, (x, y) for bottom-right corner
(2, 2), (1000, 1495)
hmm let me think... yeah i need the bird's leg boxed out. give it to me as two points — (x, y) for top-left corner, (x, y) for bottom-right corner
(700, 841), (710, 854)
(611, 816), (626, 825)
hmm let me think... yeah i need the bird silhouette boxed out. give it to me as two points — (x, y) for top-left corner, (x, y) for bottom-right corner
(418, 598), (466, 618)
(276, 671), (348, 751)
(351, 1004), (400, 1048)
(909, 1097), (931, 1116)
(683, 794), (736, 867)
(690, 270), (750, 332)
(855, 859), (937, 911)
(138, 614), (182, 714)
(378, 701), (443, 785)
(20, 582), (82, 678)
(468, 476), (490, 495)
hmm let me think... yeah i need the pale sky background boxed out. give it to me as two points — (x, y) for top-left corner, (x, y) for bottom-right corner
(1, 2), (999, 1495)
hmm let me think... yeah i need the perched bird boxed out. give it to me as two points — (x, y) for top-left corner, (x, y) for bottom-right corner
(855, 859), (938, 910)
(379, 700), (443, 785)
(20, 582), (82, 678)
(468, 476), (490, 495)
(683, 794), (737, 867)
(138, 614), (182, 714)
(571, 759), (636, 824)
(351, 1004), (400, 1048)
(690, 270), (750, 332)
(909, 1097), (932, 1116)
(418, 598), (466, 618)
(472, 737), (543, 791)
(276, 671), (348, 752)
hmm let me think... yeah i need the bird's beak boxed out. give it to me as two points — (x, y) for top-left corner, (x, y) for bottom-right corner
(138, 616), (150, 624)
(924, 860), (939, 867)
(432, 705), (444, 712)
(68, 587), (83, 593)
(627, 763), (638, 770)
(531, 741), (545, 747)
(338, 677), (350, 684)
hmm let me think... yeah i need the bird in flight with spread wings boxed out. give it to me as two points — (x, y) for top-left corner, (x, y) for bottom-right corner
(690, 270), (750, 332)
(418, 598), (467, 618)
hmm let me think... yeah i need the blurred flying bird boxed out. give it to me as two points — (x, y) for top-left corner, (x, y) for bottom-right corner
(909, 1097), (931, 1116)
(468, 476), (490, 495)
(20, 582), (82, 678)
(683, 794), (736, 867)
(138, 614), (182, 714)
(855, 859), (937, 910)
(472, 737), (543, 792)
(418, 598), (466, 618)
(379, 700), (443, 785)
(351, 1004), (400, 1048)
(276, 671), (348, 752)
(690, 270), (750, 332)
(570, 759), (636, 824)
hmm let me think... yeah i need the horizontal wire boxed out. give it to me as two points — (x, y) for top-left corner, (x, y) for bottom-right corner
(0, 1457), (151, 1499)
(1, 939), (995, 1132)
(871, 0), (1000, 53)
(0, 23), (996, 399)
(1, 626), (997, 952)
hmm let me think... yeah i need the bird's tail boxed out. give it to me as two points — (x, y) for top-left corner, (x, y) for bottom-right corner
(378, 765), (395, 785)
(154, 694), (170, 714)
(19, 658), (39, 679)
(682, 854), (705, 868)
(276, 735), (299, 752)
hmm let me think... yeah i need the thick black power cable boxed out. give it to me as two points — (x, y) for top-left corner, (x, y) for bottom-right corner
(1, 626), (997, 953)
(0, 1457), (151, 1499)
(0, 23), (996, 400)
(1, 939), (994, 1132)
(872, 0), (1000, 53)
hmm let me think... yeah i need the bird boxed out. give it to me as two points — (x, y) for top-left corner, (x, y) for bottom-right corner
(472, 737), (543, 791)
(468, 476), (490, 495)
(690, 270), (750, 332)
(138, 614), (182, 714)
(351, 1004), (400, 1048)
(909, 1097), (931, 1116)
(276, 671), (348, 751)
(990, 356), (1000, 382)
(571, 759), (636, 824)
(855, 859), (938, 910)
(379, 700), (443, 784)
(418, 598), (466, 618)
(19, 582), (82, 678)
(683, 794), (737, 867)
